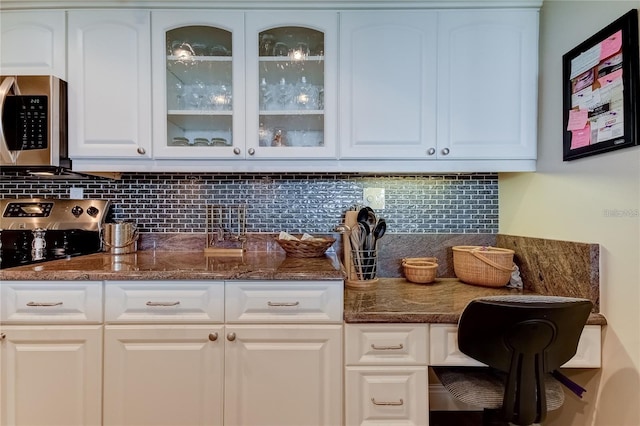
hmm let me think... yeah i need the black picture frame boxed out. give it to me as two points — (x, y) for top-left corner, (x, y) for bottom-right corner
(562, 9), (639, 161)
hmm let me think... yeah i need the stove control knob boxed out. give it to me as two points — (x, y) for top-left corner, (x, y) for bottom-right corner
(87, 206), (99, 217)
(71, 206), (84, 218)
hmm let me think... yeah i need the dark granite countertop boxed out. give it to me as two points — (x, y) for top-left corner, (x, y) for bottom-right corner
(0, 250), (605, 326)
(344, 278), (607, 325)
(0, 250), (345, 281)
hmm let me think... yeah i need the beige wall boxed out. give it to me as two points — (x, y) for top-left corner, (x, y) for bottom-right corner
(499, 1), (640, 425)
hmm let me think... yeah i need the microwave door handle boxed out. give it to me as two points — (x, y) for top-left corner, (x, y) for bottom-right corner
(0, 76), (18, 164)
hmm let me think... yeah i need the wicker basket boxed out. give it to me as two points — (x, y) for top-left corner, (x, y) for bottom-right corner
(402, 257), (438, 284)
(452, 246), (516, 287)
(276, 237), (336, 258)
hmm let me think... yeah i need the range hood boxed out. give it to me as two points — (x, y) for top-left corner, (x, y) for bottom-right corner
(0, 165), (120, 180)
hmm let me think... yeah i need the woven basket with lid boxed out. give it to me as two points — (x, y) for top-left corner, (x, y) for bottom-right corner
(452, 246), (516, 287)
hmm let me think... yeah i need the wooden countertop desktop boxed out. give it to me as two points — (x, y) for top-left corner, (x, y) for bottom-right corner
(0, 250), (606, 325)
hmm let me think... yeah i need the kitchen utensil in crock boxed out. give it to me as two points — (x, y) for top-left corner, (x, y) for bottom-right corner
(372, 218), (386, 249)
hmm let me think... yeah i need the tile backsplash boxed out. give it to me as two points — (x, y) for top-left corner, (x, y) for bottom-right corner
(0, 173), (498, 234)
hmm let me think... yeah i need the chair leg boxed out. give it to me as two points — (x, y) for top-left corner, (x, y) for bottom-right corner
(482, 409), (509, 426)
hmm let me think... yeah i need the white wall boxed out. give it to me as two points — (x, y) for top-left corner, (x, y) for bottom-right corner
(500, 1), (640, 425)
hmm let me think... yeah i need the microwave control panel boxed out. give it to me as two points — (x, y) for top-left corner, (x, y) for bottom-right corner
(3, 95), (48, 151)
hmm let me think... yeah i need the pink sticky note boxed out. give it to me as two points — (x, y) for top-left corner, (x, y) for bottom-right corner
(567, 109), (589, 131)
(600, 30), (623, 60)
(571, 124), (591, 149)
(598, 68), (623, 88)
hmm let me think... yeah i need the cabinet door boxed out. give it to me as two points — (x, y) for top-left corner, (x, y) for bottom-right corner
(67, 10), (152, 159)
(345, 366), (428, 426)
(246, 11), (338, 159)
(0, 10), (66, 78)
(151, 11), (245, 160)
(225, 324), (342, 426)
(437, 10), (539, 159)
(0, 325), (103, 426)
(103, 324), (224, 426)
(339, 11), (438, 159)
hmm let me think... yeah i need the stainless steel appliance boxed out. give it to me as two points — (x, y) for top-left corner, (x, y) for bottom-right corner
(0, 198), (110, 269)
(0, 75), (69, 171)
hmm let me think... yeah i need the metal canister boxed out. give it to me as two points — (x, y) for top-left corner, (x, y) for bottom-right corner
(102, 222), (138, 254)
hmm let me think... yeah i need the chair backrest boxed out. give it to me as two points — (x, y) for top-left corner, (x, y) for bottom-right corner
(457, 295), (593, 425)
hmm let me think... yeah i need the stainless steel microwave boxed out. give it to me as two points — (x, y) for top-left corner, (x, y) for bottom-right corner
(0, 75), (69, 170)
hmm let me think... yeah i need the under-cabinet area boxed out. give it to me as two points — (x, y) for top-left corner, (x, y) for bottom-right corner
(0, 2), (539, 173)
(0, 274), (604, 426)
(0, 279), (344, 426)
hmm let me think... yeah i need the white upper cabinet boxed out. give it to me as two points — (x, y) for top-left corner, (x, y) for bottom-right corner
(151, 11), (245, 160)
(339, 11), (438, 160)
(52, 3), (539, 172)
(67, 10), (152, 159)
(0, 10), (66, 79)
(436, 10), (539, 160)
(245, 11), (338, 159)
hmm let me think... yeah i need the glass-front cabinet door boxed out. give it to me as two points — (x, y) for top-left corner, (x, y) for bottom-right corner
(152, 11), (245, 159)
(245, 12), (337, 159)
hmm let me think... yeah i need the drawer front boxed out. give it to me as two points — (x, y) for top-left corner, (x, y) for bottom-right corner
(225, 280), (343, 323)
(105, 281), (224, 323)
(429, 324), (602, 368)
(0, 281), (102, 324)
(346, 324), (429, 365)
(345, 366), (428, 426)
(429, 324), (484, 367)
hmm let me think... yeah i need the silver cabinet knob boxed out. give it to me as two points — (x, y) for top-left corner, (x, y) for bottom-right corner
(441, 147), (450, 156)
(137, 147), (146, 155)
(227, 332), (236, 341)
(427, 147), (436, 156)
(248, 148), (255, 156)
(233, 147), (241, 155)
(208, 332), (218, 342)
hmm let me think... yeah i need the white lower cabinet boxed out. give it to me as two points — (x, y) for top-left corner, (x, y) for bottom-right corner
(103, 280), (225, 426)
(103, 324), (224, 426)
(225, 324), (343, 426)
(345, 324), (429, 426)
(225, 280), (344, 426)
(0, 281), (103, 426)
(1, 326), (103, 426)
(103, 279), (343, 426)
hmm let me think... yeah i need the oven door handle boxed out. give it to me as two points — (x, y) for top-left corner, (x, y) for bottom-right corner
(0, 76), (21, 165)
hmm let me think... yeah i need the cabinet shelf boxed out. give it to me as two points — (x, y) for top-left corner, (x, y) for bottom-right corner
(168, 55), (232, 62)
(168, 109), (232, 115)
(260, 109), (323, 115)
(258, 55), (324, 62)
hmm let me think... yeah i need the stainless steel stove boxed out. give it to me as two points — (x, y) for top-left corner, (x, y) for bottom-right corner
(0, 198), (111, 269)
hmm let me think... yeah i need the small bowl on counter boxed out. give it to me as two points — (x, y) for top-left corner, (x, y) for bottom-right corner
(402, 257), (438, 284)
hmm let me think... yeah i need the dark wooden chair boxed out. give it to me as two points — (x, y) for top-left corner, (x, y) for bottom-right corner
(433, 295), (593, 426)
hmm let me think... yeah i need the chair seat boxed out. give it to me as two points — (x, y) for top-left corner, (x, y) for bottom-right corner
(433, 367), (565, 411)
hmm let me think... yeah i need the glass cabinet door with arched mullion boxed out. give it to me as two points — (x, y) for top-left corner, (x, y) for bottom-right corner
(246, 12), (337, 159)
(257, 26), (324, 150)
(152, 11), (245, 160)
(166, 26), (233, 150)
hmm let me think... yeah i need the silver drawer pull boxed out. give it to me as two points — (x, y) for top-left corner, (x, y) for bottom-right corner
(267, 301), (300, 307)
(146, 301), (181, 307)
(371, 398), (404, 406)
(26, 301), (63, 307)
(371, 343), (404, 350)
